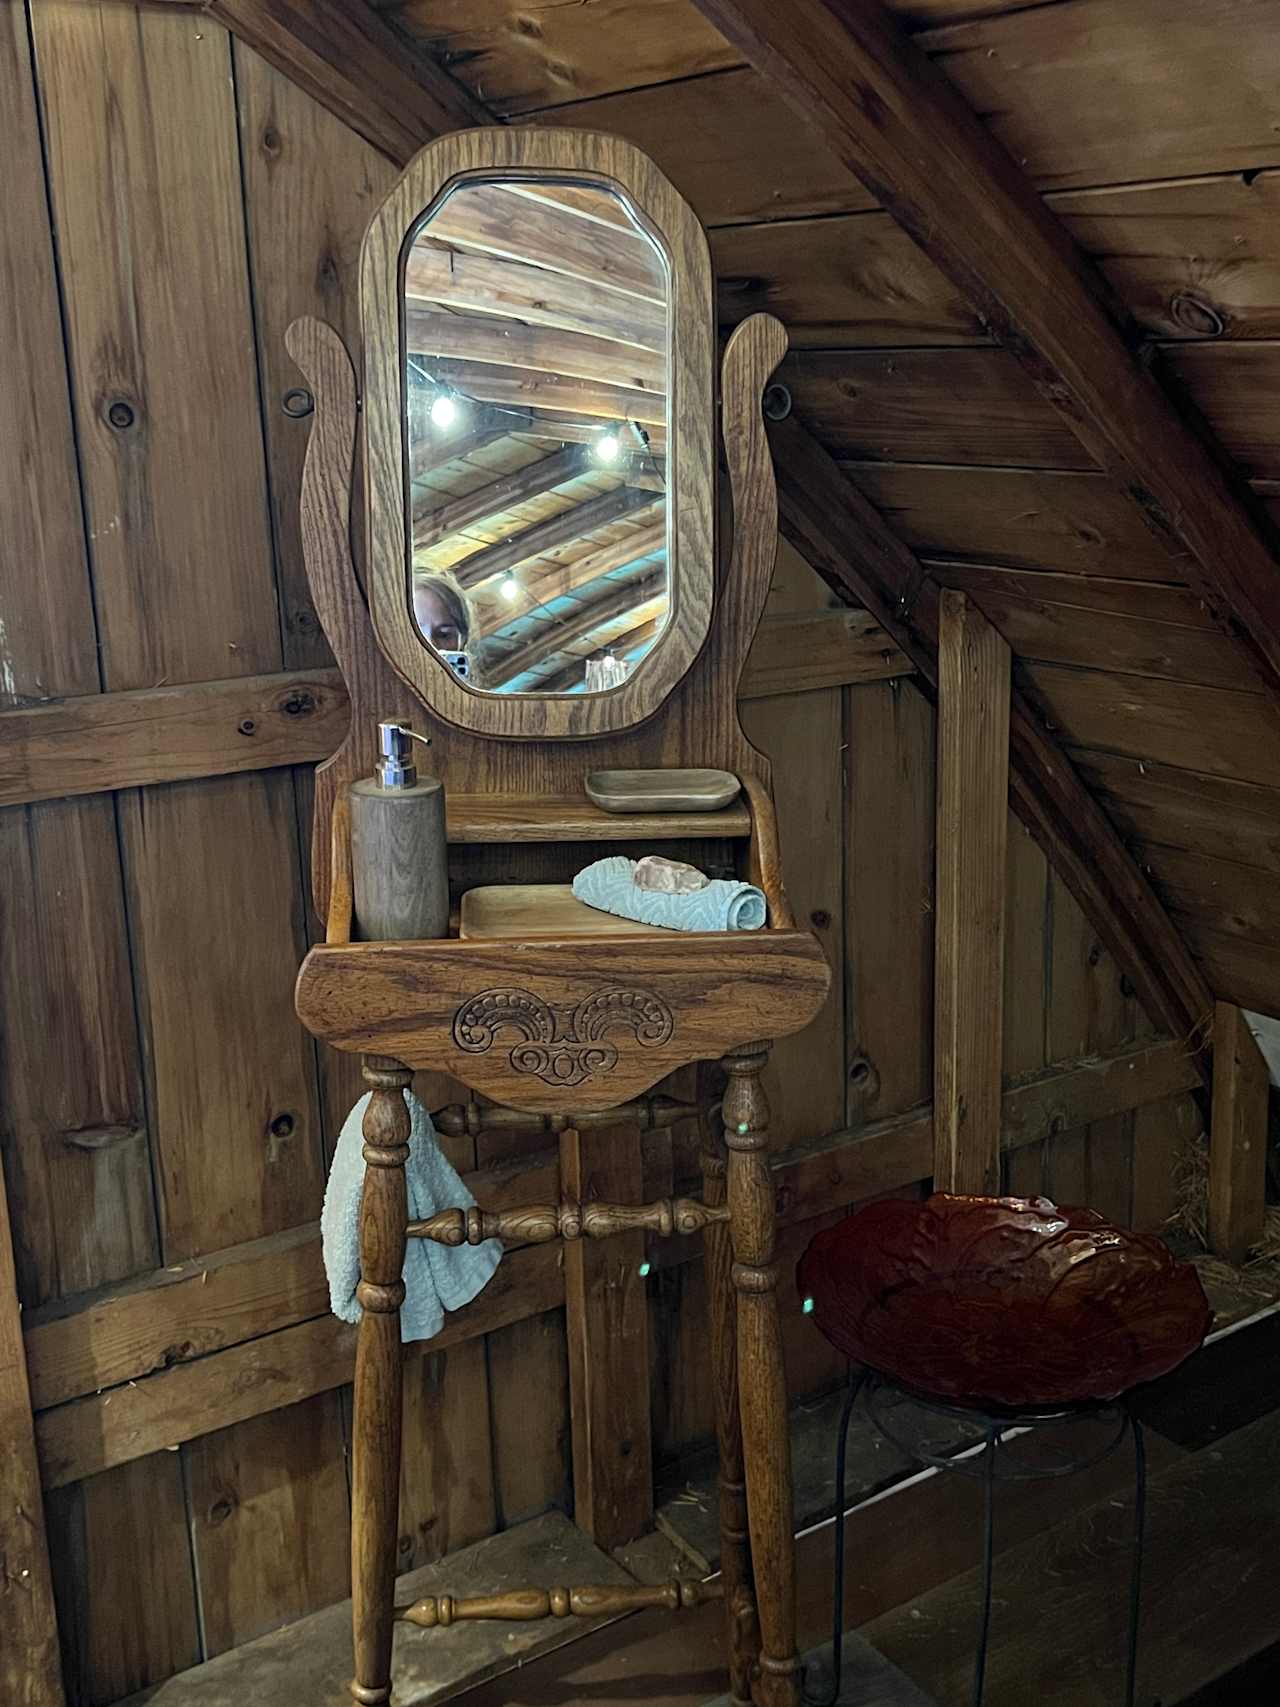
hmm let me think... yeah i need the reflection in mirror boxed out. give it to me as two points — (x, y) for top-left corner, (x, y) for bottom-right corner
(403, 177), (670, 695)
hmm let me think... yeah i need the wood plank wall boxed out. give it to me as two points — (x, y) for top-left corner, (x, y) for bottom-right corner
(0, 4), (1197, 1700)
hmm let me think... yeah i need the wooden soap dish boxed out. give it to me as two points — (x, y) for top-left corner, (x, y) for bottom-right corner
(584, 768), (741, 815)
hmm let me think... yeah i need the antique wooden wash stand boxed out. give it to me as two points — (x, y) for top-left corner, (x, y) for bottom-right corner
(288, 127), (830, 1707)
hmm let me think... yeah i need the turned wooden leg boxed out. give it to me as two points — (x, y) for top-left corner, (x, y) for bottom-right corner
(699, 1064), (759, 1707)
(350, 1056), (412, 1707)
(722, 1046), (800, 1707)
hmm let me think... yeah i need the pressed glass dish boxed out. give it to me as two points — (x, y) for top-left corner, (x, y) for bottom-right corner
(797, 1192), (1212, 1410)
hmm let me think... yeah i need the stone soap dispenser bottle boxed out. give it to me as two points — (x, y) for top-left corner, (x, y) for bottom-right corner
(349, 721), (448, 941)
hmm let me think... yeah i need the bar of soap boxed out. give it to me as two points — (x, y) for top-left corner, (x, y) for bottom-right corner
(633, 854), (709, 895)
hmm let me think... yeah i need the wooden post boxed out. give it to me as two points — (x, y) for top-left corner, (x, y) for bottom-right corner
(0, 1160), (65, 1707)
(1209, 1003), (1270, 1263)
(722, 1045), (800, 1707)
(559, 1121), (653, 1552)
(934, 589), (1012, 1195)
(699, 1067), (759, 1707)
(350, 1057), (412, 1707)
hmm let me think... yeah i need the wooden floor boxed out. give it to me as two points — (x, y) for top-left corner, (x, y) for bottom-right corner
(123, 1323), (1280, 1707)
(456, 1406), (1280, 1707)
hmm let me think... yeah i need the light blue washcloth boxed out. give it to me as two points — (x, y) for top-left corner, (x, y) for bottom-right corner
(572, 854), (767, 932)
(322, 1090), (501, 1343)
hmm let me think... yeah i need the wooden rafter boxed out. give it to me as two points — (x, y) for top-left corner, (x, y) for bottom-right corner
(450, 486), (659, 590)
(406, 244), (666, 352)
(769, 415), (1214, 1064)
(493, 576), (664, 684)
(406, 310), (666, 394)
(539, 617), (664, 694)
(688, 0), (1280, 705)
(426, 355), (666, 428)
(473, 522), (666, 640)
(413, 445), (589, 548)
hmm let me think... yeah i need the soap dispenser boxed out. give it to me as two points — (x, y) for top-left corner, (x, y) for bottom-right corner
(349, 721), (448, 941)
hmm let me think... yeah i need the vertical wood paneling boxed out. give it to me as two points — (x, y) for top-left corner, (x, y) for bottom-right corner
(561, 1121), (652, 1550)
(488, 1310), (571, 1528)
(1002, 818), (1051, 1198)
(32, 0), (280, 691)
(0, 799), (154, 1304)
(234, 43), (396, 670)
(0, 0), (97, 702)
(45, 1453), (199, 1706)
(846, 680), (936, 1123)
(397, 1338), (497, 1571)
(0, 0), (155, 1314)
(0, 1155), (63, 1707)
(934, 590), (1010, 1195)
(184, 1393), (351, 1657)
(741, 687), (846, 1142)
(120, 772), (323, 1258)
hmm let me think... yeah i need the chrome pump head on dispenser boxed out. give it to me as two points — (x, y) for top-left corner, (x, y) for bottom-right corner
(376, 721), (432, 790)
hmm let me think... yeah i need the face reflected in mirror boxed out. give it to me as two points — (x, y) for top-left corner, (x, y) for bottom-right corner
(402, 176), (670, 694)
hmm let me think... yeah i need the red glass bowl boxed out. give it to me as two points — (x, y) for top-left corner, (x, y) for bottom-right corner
(797, 1193), (1212, 1410)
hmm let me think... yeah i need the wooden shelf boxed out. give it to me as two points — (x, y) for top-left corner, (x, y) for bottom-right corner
(460, 884), (660, 940)
(445, 793), (751, 845)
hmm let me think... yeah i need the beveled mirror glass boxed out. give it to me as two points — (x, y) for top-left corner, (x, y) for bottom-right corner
(403, 178), (670, 696)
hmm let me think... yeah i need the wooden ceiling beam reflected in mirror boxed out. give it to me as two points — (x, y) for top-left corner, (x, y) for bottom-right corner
(472, 522), (667, 642)
(404, 245), (666, 352)
(493, 575), (666, 688)
(406, 311), (666, 393)
(413, 444), (590, 550)
(447, 485), (659, 592)
(422, 356), (666, 429)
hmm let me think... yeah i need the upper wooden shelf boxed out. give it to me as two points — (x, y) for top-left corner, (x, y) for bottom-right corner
(444, 794), (752, 845)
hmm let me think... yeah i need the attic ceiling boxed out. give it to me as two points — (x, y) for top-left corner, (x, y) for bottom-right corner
(211, 0), (1280, 1030)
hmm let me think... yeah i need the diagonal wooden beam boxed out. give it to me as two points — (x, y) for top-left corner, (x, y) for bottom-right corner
(194, 0), (485, 162)
(769, 414), (1213, 1066)
(688, 0), (1280, 705)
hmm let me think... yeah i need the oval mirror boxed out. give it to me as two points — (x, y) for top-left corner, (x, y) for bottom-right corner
(403, 179), (670, 696)
(362, 131), (713, 739)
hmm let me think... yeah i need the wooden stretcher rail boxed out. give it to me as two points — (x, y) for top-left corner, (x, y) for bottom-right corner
(432, 1094), (703, 1137)
(408, 1195), (728, 1245)
(396, 1579), (723, 1630)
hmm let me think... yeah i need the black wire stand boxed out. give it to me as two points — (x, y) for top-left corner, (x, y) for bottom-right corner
(804, 1367), (1147, 1707)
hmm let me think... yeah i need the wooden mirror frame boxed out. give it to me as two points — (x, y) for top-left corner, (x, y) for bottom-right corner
(361, 128), (714, 740)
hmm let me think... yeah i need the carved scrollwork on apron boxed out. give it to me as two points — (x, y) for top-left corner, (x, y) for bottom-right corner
(452, 986), (675, 1087)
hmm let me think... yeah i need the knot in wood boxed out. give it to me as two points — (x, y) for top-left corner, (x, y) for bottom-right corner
(361, 1140), (410, 1168)
(731, 1260), (777, 1294)
(1169, 290), (1226, 337)
(356, 1279), (406, 1313)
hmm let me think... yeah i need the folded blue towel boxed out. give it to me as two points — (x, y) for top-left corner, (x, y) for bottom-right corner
(573, 855), (767, 931)
(322, 1090), (501, 1343)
